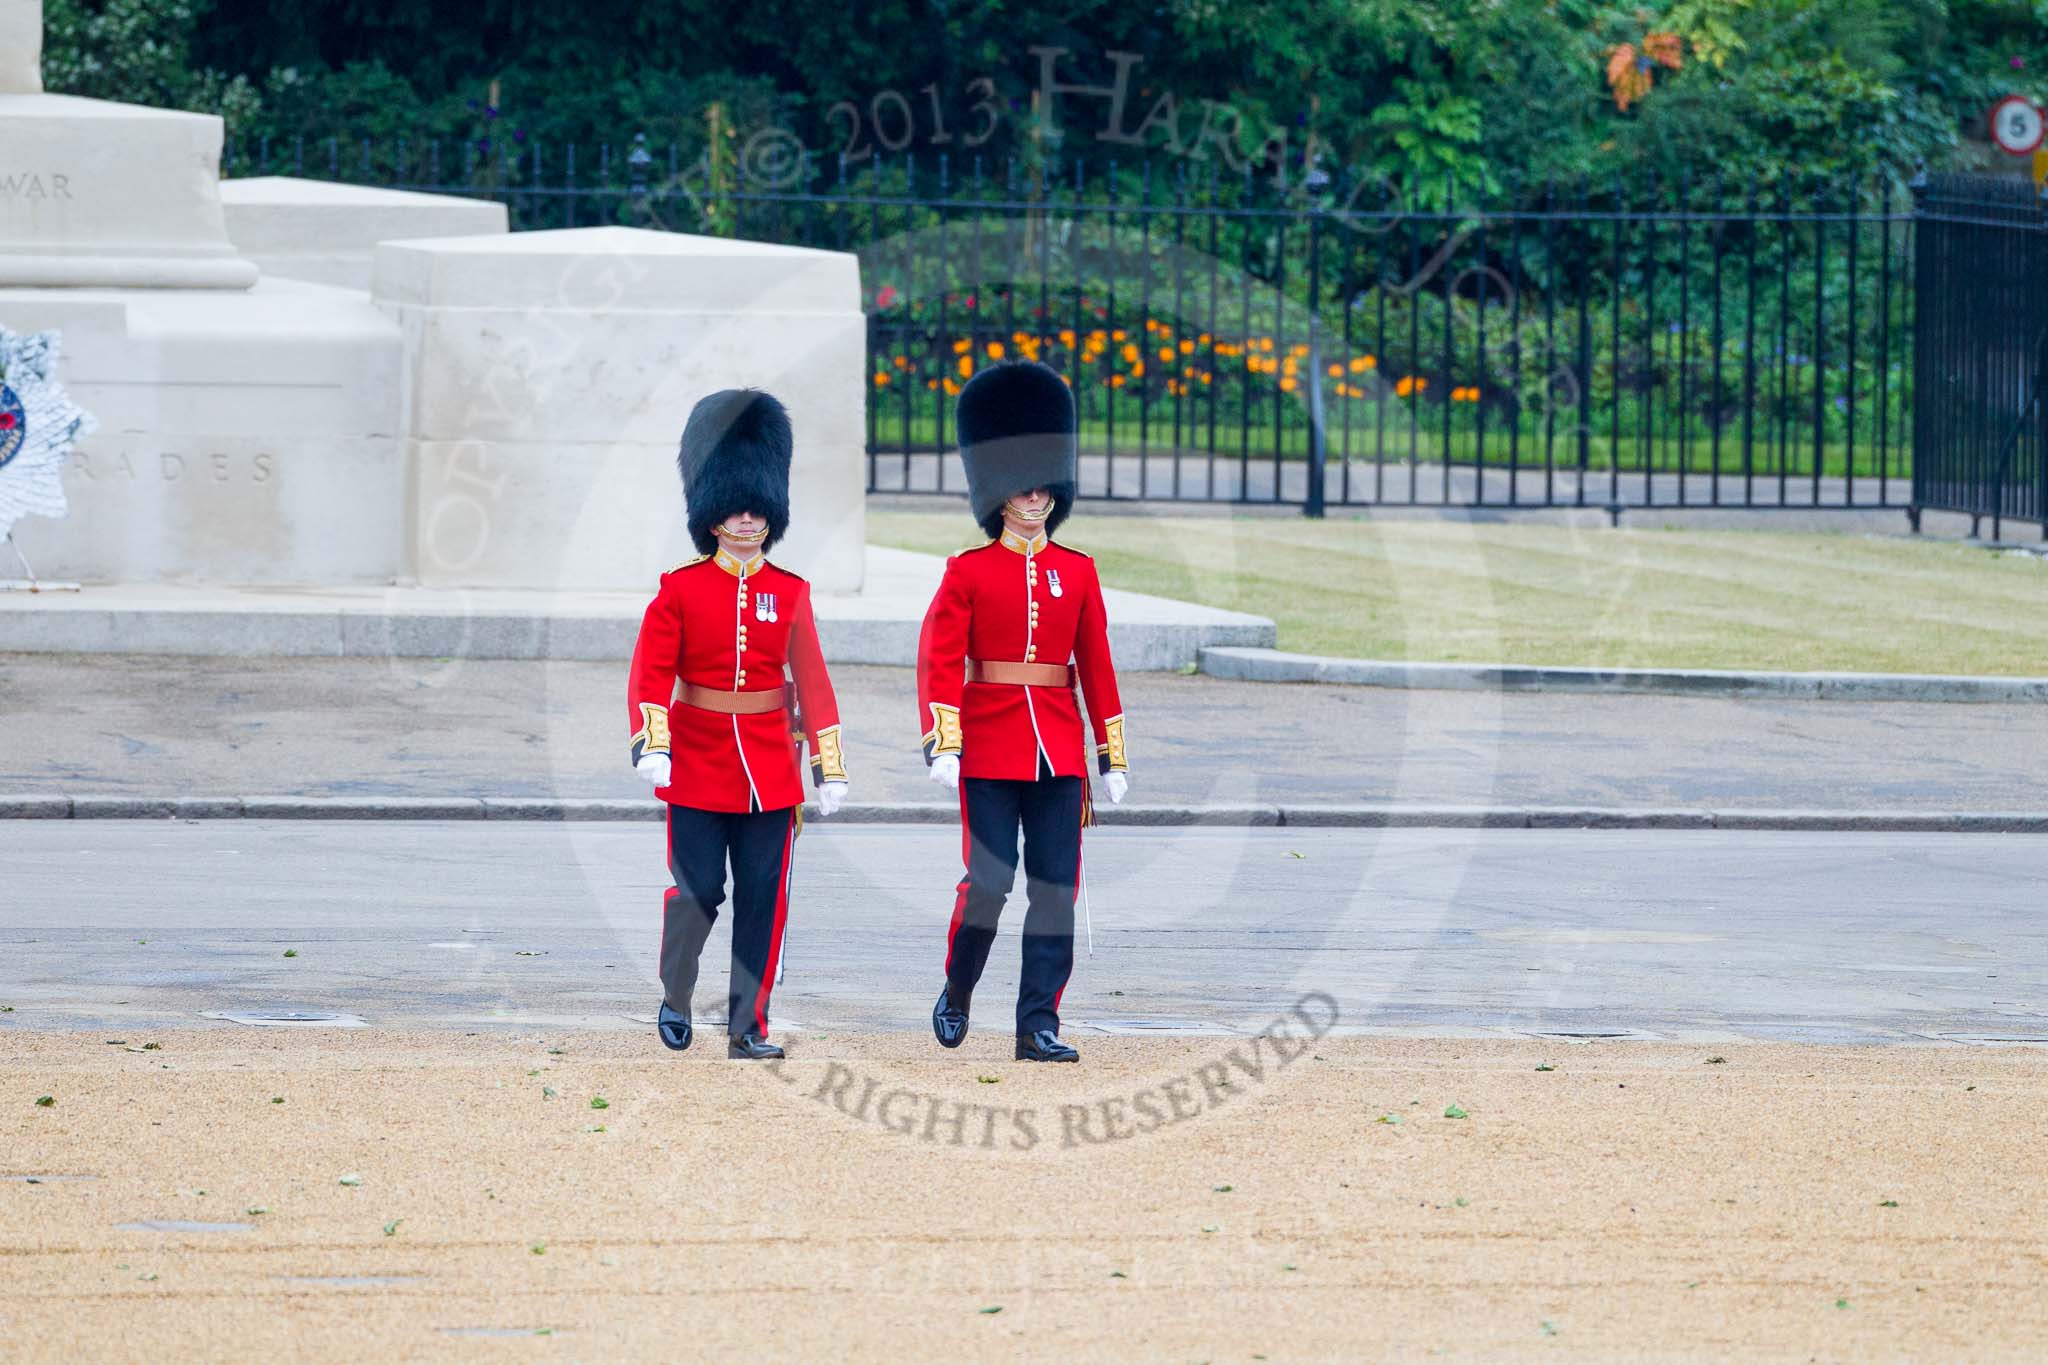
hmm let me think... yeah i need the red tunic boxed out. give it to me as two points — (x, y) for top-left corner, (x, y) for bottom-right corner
(628, 548), (846, 812)
(915, 527), (1127, 781)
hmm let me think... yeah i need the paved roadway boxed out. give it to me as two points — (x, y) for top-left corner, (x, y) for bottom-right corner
(5, 655), (2045, 811)
(3, 822), (2042, 1044)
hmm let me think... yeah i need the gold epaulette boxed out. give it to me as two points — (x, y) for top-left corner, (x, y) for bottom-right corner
(667, 553), (711, 574)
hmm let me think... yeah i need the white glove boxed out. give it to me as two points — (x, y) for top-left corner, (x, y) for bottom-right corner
(929, 753), (961, 791)
(1103, 770), (1128, 804)
(635, 753), (671, 788)
(817, 780), (848, 817)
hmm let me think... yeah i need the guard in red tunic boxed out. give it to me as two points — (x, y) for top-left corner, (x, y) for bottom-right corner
(917, 361), (1129, 1063)
(628, 389), (849, 1060)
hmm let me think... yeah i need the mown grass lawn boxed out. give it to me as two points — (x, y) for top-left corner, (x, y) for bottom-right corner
(866, 508), (2048, 675)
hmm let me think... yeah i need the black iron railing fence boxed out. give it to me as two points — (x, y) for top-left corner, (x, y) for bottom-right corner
(1912, 174), (2048, 539)
(222, 134), (2045, 531)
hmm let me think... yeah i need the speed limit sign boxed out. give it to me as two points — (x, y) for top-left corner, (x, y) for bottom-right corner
(1989, 95), (2045, 155)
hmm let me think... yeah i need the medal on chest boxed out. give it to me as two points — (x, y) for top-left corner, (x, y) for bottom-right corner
(754, 592), (779, 623)
(1047, 568), (1063, 598)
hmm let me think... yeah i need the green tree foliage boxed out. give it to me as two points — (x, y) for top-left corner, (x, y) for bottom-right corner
(43, 0), (260, 126)
(40, 0), (2048, 193)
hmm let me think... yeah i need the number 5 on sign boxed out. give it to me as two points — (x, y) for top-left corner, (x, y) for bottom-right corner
(1989, 95), (2044, 156)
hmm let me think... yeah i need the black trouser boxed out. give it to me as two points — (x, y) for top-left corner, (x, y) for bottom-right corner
(945, 770), (1084, 1036)
(662, 804), (797, 1039)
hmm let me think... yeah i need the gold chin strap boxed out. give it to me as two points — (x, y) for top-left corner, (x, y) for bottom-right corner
(720, 522), (770, 544)
(1003, 498), (1052, 522)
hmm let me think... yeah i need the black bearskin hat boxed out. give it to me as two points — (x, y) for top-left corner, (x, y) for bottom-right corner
(677, 389), (793, 555)
(955, 361), (1077, 540)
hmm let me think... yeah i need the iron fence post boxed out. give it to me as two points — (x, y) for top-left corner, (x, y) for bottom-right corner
(1305, 210), (1327, 518)
(1306, 310), (1328, 518)
(627, 133), (652, 226)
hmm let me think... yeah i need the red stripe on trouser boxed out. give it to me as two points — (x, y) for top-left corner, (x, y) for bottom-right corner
(658, 804), (674, 991)
(1052, 797), (1084, 1017)
(750, 810), (798, 1038)
(943, 779), (971, 977)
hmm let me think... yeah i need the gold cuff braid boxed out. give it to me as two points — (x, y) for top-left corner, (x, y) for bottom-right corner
(633, 701), (672, 755)
(923, 702), (963, 758)
(811, 724), (848, 783)
(1098, 714), (1127, 771)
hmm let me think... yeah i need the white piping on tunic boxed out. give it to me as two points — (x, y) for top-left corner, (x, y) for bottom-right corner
(1021, 545), (1051, 774)
(732, 572), (761, 810)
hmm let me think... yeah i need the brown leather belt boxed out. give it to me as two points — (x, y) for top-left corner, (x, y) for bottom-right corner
(967, 659), (1075, 687)
(677, 682), (791, 715)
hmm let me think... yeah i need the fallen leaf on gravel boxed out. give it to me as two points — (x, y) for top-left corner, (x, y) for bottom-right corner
(976, 1075), (1000, 1084)
(1540, 1321), (1559, 1336)
(515, 951), (544, 957)
(1201, 1224), (1219, 1233)
(1376, 1113), (1402, 1125)
(532, 1243), (546, 1255)
(977, 1306), (1001, 1315)
(1535, 1063), (1556, 1072)
(1109, 1271), (1127, 1279)
(1705, 1056), (1726, 1065)
(33, 1096), (53, 1107)
(142, 1043), (160, 1051)
(246, 1206), (268, 1216)
(1282, 1264), (1297, 1272)
(1879, 1200), (1899, 1208)
(384, 1219), (402, 1236)
(1454, 1197), (1469, 1207)
(1835, 1298), (1850, 1309)
(589, 1096), (609, 1110)
(104, 1039), (125, 1046)
(542, 1087), (557, 1100)
(271, 1097), (284, 1104)
(282, 950), (297, 958)
(338, 1174), (362, 1187)
(1213, 1184), (1233, 1192)
(547, 1048), (565, 1056)
(1444, 1104), (1469, 1119)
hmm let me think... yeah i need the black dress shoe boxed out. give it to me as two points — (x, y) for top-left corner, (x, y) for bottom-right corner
(727, 1034), (785, 1060)
(656, 1001), (692, 1052)
(1015, 1030), (1079, 1063)
(932, 985), (969, 1049)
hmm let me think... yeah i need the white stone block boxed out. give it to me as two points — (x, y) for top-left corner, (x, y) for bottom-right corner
(375, 226), (867, 592)
(1, 0), (42, 95)
(0, 94), (257, 289)
(2, 280), (405, 584)
(220, 176), (507, 291)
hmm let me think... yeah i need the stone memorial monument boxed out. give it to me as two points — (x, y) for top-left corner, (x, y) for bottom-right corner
(0, 0), (866, 594)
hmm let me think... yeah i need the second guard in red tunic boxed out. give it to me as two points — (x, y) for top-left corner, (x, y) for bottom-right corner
(628, 389), (848, 1060)
(917, 361), (1130, 1063)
